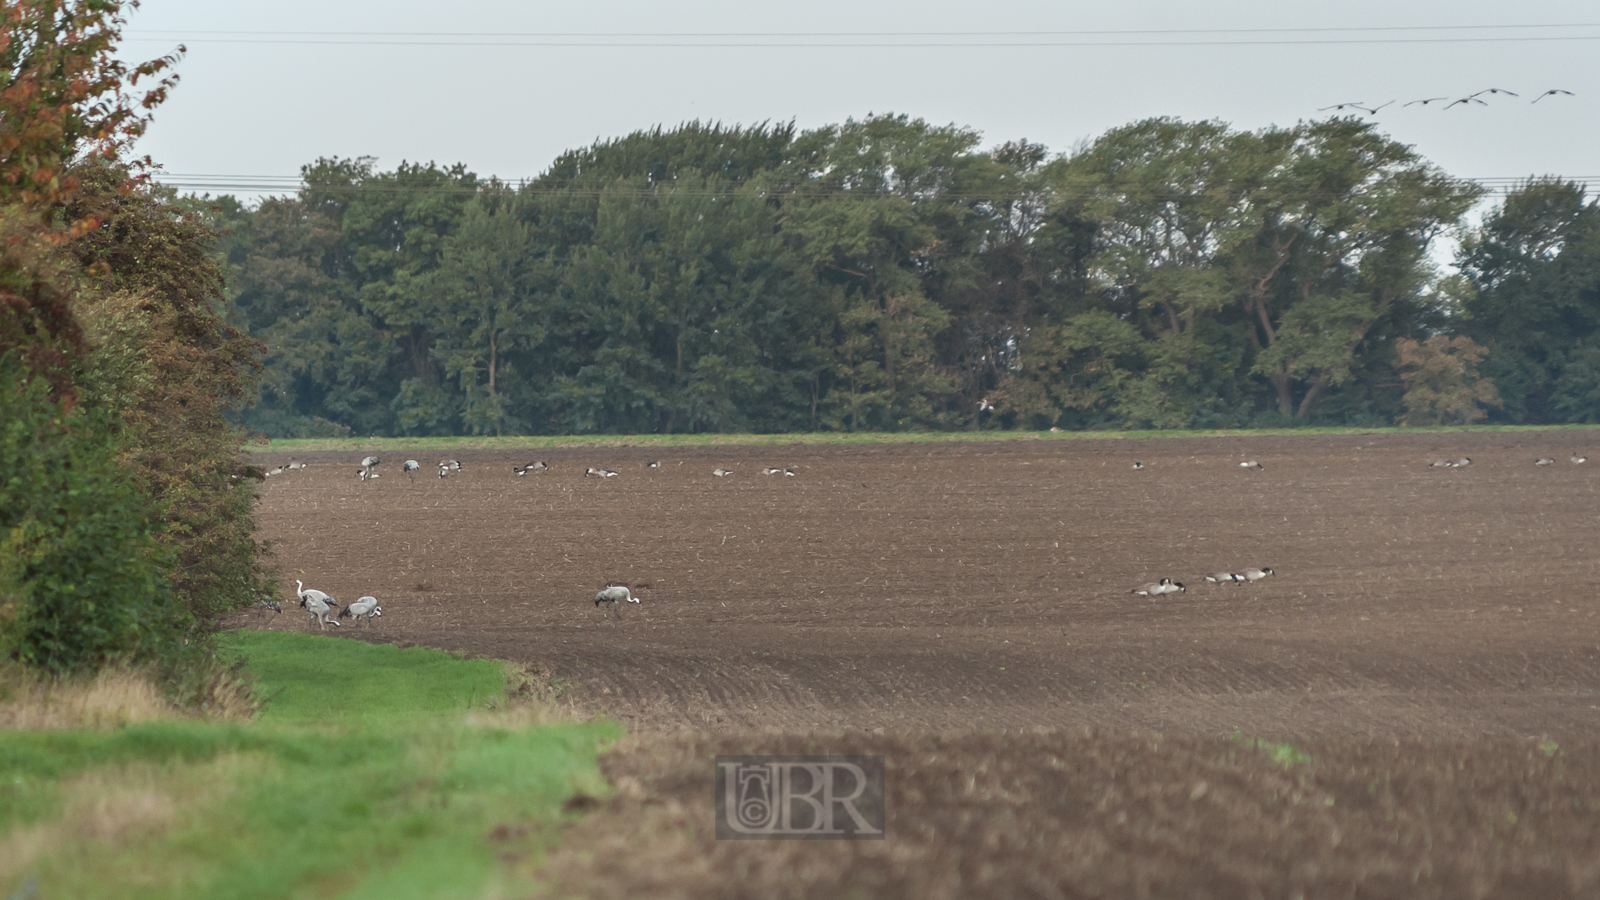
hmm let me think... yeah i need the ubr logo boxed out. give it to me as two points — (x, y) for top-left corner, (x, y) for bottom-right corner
(715, 755), (886, 840)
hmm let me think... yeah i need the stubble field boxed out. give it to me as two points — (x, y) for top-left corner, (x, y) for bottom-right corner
(248, 430), (1600, 897)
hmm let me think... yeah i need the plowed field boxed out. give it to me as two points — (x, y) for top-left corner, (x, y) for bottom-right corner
(250, 431), (1600, 740)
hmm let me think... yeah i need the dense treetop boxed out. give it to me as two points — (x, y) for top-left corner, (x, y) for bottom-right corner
(203, 116), (1595, 437)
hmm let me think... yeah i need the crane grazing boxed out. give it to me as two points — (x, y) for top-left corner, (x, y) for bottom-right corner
(295, 580), (340, 630)
(339, 596), (382, 626)
(402, 459), (420, 481)
(594, 585), (641, 612)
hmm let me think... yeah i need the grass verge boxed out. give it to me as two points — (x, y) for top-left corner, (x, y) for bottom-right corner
(0, 631), (616, 900)
(259, 422), (1600, 454)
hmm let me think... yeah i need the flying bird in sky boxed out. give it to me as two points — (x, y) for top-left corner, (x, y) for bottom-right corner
(1404, 97), (1449, 106)
(1533, 89), (1575, 103)
(1317, 102), (1367, 112)
(1445, 97), (1488, 109)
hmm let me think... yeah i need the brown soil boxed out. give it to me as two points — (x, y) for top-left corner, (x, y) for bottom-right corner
(251, 431), (1600, 740)
(248, 431), (1600, 897)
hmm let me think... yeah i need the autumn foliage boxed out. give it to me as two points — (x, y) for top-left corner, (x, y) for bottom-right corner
(1396, 335), (1502, 426)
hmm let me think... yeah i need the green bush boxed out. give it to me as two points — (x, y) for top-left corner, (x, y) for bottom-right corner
(0, 354), (184, 674)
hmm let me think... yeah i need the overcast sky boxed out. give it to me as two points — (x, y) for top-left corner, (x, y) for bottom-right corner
(124, 1), (1599, 201)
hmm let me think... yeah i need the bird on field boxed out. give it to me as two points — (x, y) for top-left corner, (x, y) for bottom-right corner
(1204, 571), (1243, 584)
(1446, 97), (1488, 108)
(1451, 457), (1472, 467)
(1470, 88), (1519, 99)
(1132, 460), (1145, 470)
(264, 466), (285, 478)
(647, 459), (661, 469)
(1318, 102), (1367, 112)
(584, 466), (604, 478)
(1239, 460), (1263, 470)
(1239, 567), (1275, 583)
(360, 455), (380, 472)
(1572, 454), (1588, 464)
(761, 467), (783, 476)
(1536, 457), (1556, 466)
(784, 467), (796, 477)
(437, 462), (452, 479)
(594, 585), (641, 611)
(295, 580), (339, 630)
(514, 460), (548, 475)
(357, 469), (380, 481)
(600, 467), (618, 477)
(339, 595), (382, 626)
(1404, 97), (1449, 106)
(286, 460), (308, 471)
(402, 459), (420, 481)
(713, 467), (733, 477)
(439, 459), (462, 473)
(1534, 89), (1574, 103)
(1130, 578), (1185, 597)
(1427, 458), (1452, 469)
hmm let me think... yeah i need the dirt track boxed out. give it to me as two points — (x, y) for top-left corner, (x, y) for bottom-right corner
(249, 431), (1600, 739)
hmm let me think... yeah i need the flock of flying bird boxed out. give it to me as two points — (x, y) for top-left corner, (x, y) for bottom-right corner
(1319, 87), (1574, 115)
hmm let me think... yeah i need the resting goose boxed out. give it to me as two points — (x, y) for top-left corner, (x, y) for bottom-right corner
(1130, 578), (1185, 597)
(1239, 567), (1275, 583)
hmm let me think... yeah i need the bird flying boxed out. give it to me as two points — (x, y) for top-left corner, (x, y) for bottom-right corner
(1404, 97), (1448, 106)
(1533, 89), (1575, 103)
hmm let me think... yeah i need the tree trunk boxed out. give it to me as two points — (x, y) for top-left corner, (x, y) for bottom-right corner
(1269, 372), (1294, 416)
(1297, 372), (1332, 420)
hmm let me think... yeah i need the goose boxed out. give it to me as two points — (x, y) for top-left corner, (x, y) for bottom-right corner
(784, 467), (796, 477)
(1239, 460), (1263, 470)
(402, 459), (420, 481)
(437, 462), (452, 479)
(439, 459), (462, 473)
(357, 469), (380, 481)
(1204, 571), (1242, 584)
(584, 467), (604, 478)
(1427, 458), (1452, 469)
(1131, 460), (1144, 470)
(712, 468), (733, 477)
(1451, 457), (1472, 467)
(761, 467), (783, 476)
(339, 596), (382, 626)
(1572, 455), (1587, 465)
(1239, 567), (1275, 583)
(264, 466), (285, 478)
(599, 467), (618, 477)
(647, 460), (661, 469)
(1536, 457), (1555, 466)
(1130, 578), (1185, 597)
(594, 585), (641, 610)
(513, 461), (548, 476)
(286, 460), (308, 471)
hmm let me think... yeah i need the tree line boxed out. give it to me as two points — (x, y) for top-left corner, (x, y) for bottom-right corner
(2, 0), (264, 690)
(204, 116), (1600, 437)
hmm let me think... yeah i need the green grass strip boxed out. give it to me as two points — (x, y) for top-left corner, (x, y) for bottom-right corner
(0, 632), (618, 900)
(258, 422), (1600, 454)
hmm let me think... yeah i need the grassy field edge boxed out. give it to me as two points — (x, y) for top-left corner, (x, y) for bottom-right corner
(256, 422), (1600, 454)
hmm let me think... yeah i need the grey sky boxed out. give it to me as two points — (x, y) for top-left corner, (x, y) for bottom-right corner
(126, 1), (1598, 200)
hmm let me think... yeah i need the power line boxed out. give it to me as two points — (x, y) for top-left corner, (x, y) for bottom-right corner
(121, 22), (1600, 48)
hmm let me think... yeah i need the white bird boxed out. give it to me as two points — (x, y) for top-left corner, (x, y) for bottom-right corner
(402, 459), (420, 481)
(437, 463), (452, 479)
(339, 595), (382, 626)
(1131, 578), (1185, 597)
(784, 467), (796, 477)
(294, 580), (339, 630)
(713, 468), (733, 478)
(1204, 571), (1242, 584)
(647, 460), (661, 469)
(1132, 460), (1144, 470)
(1451, 458), (1472, 468)
(1572, 455), (1588, 465)
(761, 467), (783, 476)
(357, 469), (379, 481)
(1536, 457), (1555, 466)
(439, 459), (462, 472)
(584, 466), (608, 478)
(594, 585), (641, 611)
(1239, 460), (1263, 470)
(286, 460), (308, 471)
(1427, 458), (1452, 469)
(1239, 567), (1275, 583)
(264, 466), (285, 478)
